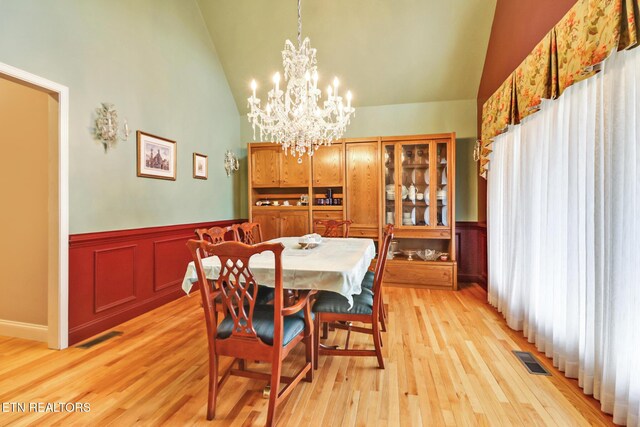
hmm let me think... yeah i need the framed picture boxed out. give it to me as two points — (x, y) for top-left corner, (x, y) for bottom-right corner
(193, 152), (208, 179)
(137, 131), (176, 180)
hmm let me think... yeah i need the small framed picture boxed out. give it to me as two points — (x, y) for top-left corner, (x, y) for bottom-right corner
(137, 131), (177, 180)
(193, 152), (208, 179)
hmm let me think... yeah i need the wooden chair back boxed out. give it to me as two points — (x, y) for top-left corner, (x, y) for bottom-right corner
(372, 224), (394, 303)
(313, 219), (353, 238)
(186, 240), (220, 342)
(186, 239), (285, 349)
(194, 225), (238, 244)
(232, 222), (263, 244)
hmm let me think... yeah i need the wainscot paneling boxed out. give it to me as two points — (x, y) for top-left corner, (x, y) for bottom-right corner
(455, 221), (487, 287)
(153, 237), (191, 292)
(69, 219), (244, 345)
(94, 245), (137, 313)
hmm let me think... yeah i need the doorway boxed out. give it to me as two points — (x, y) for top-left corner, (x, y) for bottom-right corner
(0, 62), (69, 349)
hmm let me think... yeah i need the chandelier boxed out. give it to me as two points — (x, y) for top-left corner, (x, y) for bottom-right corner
(247, 0), (355, 161)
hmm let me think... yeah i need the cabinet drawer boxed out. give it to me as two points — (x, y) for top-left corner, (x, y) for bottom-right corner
(349, 227), (377, 238)
(384, 262), (453, 288)
(393, 228), (451, 239)
(313, 211), (343, 221)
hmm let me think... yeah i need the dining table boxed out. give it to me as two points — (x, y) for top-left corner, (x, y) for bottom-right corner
(181, 236), (376, 307)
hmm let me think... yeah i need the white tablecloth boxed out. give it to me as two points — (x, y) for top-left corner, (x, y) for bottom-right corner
(181, 237), (376, 306)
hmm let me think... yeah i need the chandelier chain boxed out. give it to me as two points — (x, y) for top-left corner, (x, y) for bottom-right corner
(297, 0), (302, 47)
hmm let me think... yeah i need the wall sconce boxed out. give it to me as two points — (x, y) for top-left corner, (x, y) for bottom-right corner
(224, 150), (239, 177)
(473, 139), (481, 162)
(94, 103), (129, 150)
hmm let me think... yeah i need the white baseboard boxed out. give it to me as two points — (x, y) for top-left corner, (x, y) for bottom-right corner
(0, 319), (48, 342)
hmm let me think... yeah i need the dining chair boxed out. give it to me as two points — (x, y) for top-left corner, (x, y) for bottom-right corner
(233, 222), (263, 244)
(187, 240), (315, 426)
(194, 225), (272, 309)
(312, 224), (394, 369)
(194, 225), (238, 246)
(232, 222), (276, 305)
(361, 268), (388, 333)
(312, 218), (352, 337)
(313, 219), (353, 238)
(322, 258), (388, 339)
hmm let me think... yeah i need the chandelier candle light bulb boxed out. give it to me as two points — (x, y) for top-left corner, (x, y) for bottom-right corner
(247, 0), (355, 159)
(273, 72), (280, 93)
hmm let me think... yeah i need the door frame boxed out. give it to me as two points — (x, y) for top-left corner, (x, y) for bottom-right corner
(0, 61), (69, 349)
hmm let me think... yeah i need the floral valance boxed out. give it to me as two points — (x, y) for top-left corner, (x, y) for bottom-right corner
(480, 0), (639, 178)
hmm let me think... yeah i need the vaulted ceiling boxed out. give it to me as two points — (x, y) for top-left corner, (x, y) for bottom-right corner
(197, 0), (496, 114)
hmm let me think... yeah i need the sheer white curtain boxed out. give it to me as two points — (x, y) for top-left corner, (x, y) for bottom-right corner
(487, 46), (640, 426)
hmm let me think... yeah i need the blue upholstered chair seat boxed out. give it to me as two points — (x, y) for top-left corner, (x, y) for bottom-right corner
(256, 285), (274, 304)
(313, 288), (375, 315)
(360, 271), (375, 290)
(217, 304), (311, 346)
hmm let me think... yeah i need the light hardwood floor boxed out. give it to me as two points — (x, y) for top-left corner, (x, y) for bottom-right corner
(0, 284), (613, 426)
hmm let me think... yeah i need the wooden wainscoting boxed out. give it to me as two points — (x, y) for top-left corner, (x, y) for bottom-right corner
(455, 221), (487, 287)
(68, 219), (245, 345)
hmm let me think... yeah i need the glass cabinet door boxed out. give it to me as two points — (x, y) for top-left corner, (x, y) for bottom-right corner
(400, 142), (429, 227)
(383, 144), (396, 225)
(436, 142), (449, 226)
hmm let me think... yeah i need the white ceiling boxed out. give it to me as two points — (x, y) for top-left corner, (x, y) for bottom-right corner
(197, 0), (497, 113)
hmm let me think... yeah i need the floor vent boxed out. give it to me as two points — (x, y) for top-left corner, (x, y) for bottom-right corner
(76, 331), (123, 349)
(512, 351), (551, 376)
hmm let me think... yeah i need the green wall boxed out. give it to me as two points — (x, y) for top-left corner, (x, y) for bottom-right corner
(0, 0), (241, 233)
(0, 1), (478, 230)
(240, 99), (478, 221)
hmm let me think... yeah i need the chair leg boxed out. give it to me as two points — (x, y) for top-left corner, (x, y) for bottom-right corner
(322, 322), (329, 339)
(382, 292), (388, 319)
(313, 315), (320, 370)
(266, 358), (282, 427)
(207, 354), (218, 420)
(372, 320), (385, 369)
(305, 331), (314, 382)
(344, 322), (352, 349)
(379, 294), (387, 332)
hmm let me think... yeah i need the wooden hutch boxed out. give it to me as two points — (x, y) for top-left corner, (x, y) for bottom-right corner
(247, 133), (457, 290)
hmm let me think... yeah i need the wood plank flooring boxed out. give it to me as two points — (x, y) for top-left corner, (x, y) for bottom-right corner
(0, 284), (614, 426)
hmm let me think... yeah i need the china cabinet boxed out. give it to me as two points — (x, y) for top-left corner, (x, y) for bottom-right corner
(381, 134), (457, 290)
(247, 132), (457, 290)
